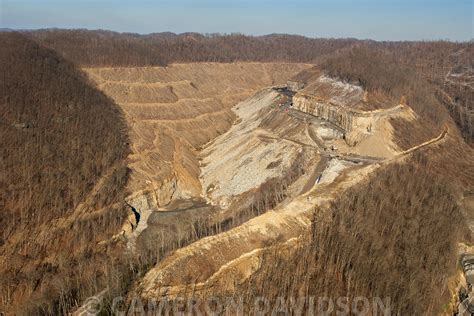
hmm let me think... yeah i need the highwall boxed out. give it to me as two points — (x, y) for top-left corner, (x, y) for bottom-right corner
(293, 94), (354, 132)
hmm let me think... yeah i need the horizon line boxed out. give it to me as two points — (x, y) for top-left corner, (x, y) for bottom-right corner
(2, 27), (473, 43)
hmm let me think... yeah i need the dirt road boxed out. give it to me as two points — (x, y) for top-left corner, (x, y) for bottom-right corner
(300, 155), (329, 194)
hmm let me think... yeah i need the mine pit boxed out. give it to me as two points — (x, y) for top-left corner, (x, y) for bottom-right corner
(82, 63), (430, 300)
(3, 27), (471, 316)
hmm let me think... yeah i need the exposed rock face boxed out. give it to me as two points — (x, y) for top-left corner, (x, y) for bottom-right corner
(300, 75), (365, 107)
(293, 94), (354, 131)
(291, 75), (366, 132)
(85, 63), (316, 263)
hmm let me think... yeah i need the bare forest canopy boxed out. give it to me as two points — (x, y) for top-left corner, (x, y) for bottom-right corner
(21, 29), (470, 69)
(24, 29), (361, 66)
(350, 42), (473, 142)
(321, 46), (450, 147)
(0, 32), (131, 314)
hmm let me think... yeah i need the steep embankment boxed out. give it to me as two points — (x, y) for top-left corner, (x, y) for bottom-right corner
(0, 33), (130, 314)
(236, 158), (465, 315)
(320, 47), (449, 150)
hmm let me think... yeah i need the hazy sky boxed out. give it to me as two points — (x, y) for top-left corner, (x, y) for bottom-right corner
(1, 0), (473, 41)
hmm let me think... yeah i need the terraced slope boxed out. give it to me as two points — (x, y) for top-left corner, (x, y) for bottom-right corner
(85, 63), (311, 209)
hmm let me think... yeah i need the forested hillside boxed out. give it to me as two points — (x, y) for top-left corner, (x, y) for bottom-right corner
(237, 155), (468, 315)
(0, 32), (130, 314)
(383, 41), (473, 143)
(27, 29), (167, 66)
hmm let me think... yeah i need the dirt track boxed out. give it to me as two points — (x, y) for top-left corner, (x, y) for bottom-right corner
(399, 126), (448, 155)
(300, 155), (329, 194)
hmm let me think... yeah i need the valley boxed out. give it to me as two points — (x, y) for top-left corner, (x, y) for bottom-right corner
(83, 64), (314, 258)
(1, 30), (472, 315)
(82, 61), (456, 308)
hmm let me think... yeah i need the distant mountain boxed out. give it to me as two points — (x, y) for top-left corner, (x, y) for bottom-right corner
(24, 28), (359, 66)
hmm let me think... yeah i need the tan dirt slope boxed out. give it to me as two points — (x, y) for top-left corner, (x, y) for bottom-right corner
(84, 63), (311, 209)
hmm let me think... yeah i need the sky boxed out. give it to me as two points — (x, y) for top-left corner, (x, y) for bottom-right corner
(1, 0), (473, 41)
